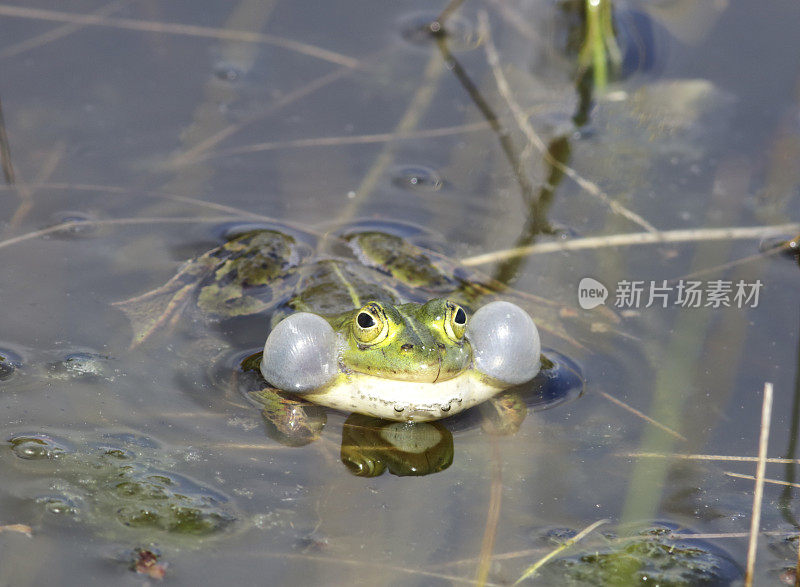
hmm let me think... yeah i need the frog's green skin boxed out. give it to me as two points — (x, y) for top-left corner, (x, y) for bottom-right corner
(116, 227), (549, 433)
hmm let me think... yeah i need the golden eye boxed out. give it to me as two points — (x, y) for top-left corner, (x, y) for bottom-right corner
(353, 303), (389, 345)
(444, 302), (467, 341)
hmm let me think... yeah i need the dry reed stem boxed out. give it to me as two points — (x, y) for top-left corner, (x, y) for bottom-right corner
(336, 50), (444, 225)
(203, 121), (492, 160)
(475, 432), (504, 586)
(672, 244), (789, 283)
(229, 550), (496, 585)
(461, 223), (800, 266)
(477, 11), (657, 233)
(0, 4), (359, 68)
(0, 96), (14, 184)
(598, 390), (687, 441)
(7, 143), (64, 230)
(621, 451), (797, 464)
(725, 471), (800, 489)
(0, 182), (317, 233)
(0, 524), (32, 537)
(0, 0), (131, 60)
(513, 519), (609, 584)
(0, 215), (251, 251)
(745, 382), (773, 586)
(170, 65), (355, 166)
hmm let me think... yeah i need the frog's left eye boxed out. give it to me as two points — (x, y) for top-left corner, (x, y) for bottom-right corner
(444, 302), (467, 341)
(353, 303), (389, 345)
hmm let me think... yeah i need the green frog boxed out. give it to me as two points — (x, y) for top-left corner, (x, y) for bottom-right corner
(115, 224), (583, 440)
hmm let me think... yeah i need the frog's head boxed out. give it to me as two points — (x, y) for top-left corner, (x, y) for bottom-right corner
(260, 299), (541, 399)
(336, 299), (471, 383)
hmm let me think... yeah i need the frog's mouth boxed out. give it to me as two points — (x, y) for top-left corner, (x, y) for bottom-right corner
(308, 370), (506, 422)
(358, 343), (451, 384)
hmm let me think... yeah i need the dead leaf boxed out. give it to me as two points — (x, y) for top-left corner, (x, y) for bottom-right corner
(132, 549), (166, 580)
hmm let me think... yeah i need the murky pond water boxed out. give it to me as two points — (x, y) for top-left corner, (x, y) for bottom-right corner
(1, 1), (799, 585)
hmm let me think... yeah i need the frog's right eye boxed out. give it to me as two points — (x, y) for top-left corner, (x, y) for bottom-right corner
(444, 302), (467, 341)
(353, 303), (389, 345)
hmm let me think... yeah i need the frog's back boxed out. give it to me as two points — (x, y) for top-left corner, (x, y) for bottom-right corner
(289, 259), (401, 317)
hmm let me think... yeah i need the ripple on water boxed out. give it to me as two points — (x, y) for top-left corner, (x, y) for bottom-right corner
(9, 432), (73, 460)
(47, 351), (116, 382)
(213, 62), (244, 82)
(46, 211), (102, 239)
(397, 11), (481, 52)
(527, 348), (586, 410)
(0, 345), (24, 381)
(390, 164), (444, 193)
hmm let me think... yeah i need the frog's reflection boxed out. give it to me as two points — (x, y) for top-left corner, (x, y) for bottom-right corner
(251, 388), (454, 476)
(246, 350), (583, 478)
(340, 414), (453, 477)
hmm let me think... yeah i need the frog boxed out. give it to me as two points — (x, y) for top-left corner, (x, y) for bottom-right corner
(114, 223), (587, 445)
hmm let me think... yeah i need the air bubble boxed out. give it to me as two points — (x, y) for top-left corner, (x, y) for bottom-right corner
(398, 12), (480, 52)
(48, 351), (114, 382)
(0, 346), (23, 381)
(213, 64), (243, 82)
(390, 165), (444, 192)
(47, 211), (100, 239)
(9, 434), (69, 460)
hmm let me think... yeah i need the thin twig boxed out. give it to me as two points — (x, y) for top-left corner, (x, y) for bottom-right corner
(0, 0), (131, 60)
(0, 524), (32, 537)
(228, 550), (496, 586)
(513, 519), (609, 584)
(460, 223), (800, 266)
(745, 382), (773, 586)
(335, 50), (444, 224)
(8, 142), (64, 229)
(621, 452), (799, 465)
(475, 432), (503, 586)
(0, 215), (251, 251)
(0, 4), (359, 68)
(796, 522), (800, 587)
(670, 245), (787, 283)
(0, 182), (321, 236)
(170, 64), (356, 166)
(0, 96), (15, 184)
(477, 11), (656, 233)
(199, 121), (492, 160)
(669, 532), (750, 540)
(725, 471), (800, 489)
(598, 391), (687, 441)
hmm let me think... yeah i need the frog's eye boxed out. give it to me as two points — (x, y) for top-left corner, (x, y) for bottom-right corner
(353, 303), (389, 345)
(444, 302), (467, 341)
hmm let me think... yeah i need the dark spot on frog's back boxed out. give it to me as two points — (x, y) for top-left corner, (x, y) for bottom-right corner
(347, 232), (455, 290)
(401, 343), (414, 351)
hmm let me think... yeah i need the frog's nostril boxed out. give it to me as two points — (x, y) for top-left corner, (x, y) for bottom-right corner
(401, 343), (414, 351)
